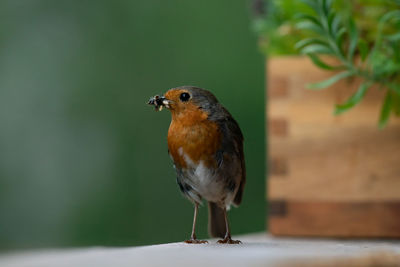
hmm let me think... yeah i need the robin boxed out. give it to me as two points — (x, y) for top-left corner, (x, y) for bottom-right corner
(148, 86), (245, 244)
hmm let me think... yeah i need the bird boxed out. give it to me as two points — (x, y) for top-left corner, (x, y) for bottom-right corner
(148, 86), (246, 244)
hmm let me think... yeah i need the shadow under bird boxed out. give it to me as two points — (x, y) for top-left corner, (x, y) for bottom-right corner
(148, 86), (246, 244)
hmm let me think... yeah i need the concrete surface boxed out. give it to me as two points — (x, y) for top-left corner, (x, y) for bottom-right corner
(1, 233), (400, 267)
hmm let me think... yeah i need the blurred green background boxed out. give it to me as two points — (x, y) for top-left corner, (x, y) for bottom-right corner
(0, 0), (265, 250)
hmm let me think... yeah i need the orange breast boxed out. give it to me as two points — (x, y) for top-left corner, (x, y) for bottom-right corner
(167, 109), (221, 169)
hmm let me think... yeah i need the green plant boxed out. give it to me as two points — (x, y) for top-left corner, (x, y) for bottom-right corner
(253, 0), (381, 55)
(254, 0), (400, 127)
(296, 0), (400, 127)
(252, 0), (311, 55)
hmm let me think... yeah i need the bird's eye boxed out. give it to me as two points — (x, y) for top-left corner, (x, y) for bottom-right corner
(179, 92), (190, 102)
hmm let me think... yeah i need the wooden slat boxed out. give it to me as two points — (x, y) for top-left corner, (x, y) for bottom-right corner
(269, 125), (400, 201)
(269, 200), (400, 237)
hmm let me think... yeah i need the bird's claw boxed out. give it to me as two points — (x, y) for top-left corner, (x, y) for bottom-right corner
(217, 238), (242, 244)
(184, 239), (208, 244)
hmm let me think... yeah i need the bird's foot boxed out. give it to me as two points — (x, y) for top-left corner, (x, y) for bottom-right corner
(184, 239), (208, 244)
(217, 237), (242, 244)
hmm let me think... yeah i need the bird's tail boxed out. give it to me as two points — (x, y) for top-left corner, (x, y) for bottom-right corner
(208, 202), (226, 238)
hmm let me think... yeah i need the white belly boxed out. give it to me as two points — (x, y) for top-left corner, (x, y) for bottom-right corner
(179, 147), (232, 204)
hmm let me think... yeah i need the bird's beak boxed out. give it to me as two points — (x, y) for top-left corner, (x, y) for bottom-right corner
(148, 95), (173, 111)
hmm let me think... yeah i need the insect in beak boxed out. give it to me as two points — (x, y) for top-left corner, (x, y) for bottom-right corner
(148, 95), (172, 111)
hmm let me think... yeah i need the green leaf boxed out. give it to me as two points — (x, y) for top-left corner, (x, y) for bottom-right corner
(301, 44), (333, 54)
(295, 38), (328, 50)
(331, 15), (341, 36)
(323, 0), (333, 16)
(307, 53), (343, 70)
(387, 32), (400, 42)
(358, 39), (368, 62)
(380, 10), (400, 24)
(296, 21), (326, 35)
(315, 0), (327, 18)
(388, 83), (400, 95)
(307, 71), (354, 90)
(375, 60), (400, 76)
(392, 93), (400, 116)
(335, 27), (346, 50)
(299, 0), (319, 13)
(379, 91), (393, 129)
(348, 18), (358, 62)
(334, 82), (370, 115)
(295, 14), (322, 28)
(369, 10), (400, 65)
(327, 12), (335, 32)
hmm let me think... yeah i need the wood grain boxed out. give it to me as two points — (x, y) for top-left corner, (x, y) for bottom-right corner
(267, 56), (400, 237)
(267, 57), (400, 201)
(269, 200), (400, 237)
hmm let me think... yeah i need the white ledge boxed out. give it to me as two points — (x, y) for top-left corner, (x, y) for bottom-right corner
(1, 233), (400, 267)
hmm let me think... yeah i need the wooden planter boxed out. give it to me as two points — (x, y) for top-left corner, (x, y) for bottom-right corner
(267, 56), (400, 238)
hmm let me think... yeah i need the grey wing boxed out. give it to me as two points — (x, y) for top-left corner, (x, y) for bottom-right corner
(213, 106), (246, 206)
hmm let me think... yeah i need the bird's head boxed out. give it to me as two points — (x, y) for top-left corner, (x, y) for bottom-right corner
(148, 86), (220, 122)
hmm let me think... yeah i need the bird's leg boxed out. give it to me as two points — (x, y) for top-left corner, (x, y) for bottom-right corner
(184, 203), (208, 244)
(217, 207), (241, 244)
